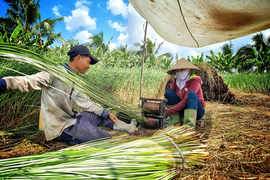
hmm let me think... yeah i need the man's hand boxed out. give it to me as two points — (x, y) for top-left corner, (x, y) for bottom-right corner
(165, 111), (169, 119)
(0, 79), (7, 95)
(109, 113), (118, 124)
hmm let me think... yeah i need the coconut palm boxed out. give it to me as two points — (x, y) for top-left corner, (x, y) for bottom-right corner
(0, 17), (18, 36)
(156, 53), (173, 70)
(135, 38), (173, 69)
(221, 41), (234, 56)
(87, 32), (113, 59)
(235, 44), (255, 73)
(1, 0), (41, 33)
(236, 33), (270, 73)
(0, 0), (65, 46)
(134, 38), (163, 58)
(32, 17), (65, 45)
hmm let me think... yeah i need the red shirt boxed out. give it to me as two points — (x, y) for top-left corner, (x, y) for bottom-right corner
(167, 75), (206, 115)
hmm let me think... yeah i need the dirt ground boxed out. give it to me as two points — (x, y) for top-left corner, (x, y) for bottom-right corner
(1, 88), (270, 179)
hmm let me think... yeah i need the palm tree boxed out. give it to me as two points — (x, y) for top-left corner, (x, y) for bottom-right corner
(134, 38), (173, 69)
(87, 32), (113, 59)
(32, 17), (65, 46)
(236, 32), (270, 73)
(2, 0), (41, 33)
(235, 44), (255, 73)
(0, 0), (64, 46)
(134, 38), (163, 58)
(221, 41), (233, 55)
(0, 17), (18, 36)
(156, 53), (173, 70)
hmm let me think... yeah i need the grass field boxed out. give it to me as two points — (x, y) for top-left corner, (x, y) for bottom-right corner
(221, 73), (270, 95)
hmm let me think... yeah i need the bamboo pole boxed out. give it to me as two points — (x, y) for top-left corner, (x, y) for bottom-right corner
(139, 21), (148, 101)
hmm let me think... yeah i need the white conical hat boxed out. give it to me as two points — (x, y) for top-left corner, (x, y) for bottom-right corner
(167, 58), (200, 74)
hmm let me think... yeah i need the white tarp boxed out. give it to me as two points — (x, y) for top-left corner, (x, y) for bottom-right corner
(128, 0), (270, 47)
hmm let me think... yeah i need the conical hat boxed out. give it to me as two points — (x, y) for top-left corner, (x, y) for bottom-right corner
(167, 58), (201, 74)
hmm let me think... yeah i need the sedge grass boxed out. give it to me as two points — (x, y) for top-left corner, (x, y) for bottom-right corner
(0, 91), (41, 130)
(221, 73), (270, 95)
(84, 66), (167, 104)
(0, 126), (209, 179)
(0, 52), (41, 130)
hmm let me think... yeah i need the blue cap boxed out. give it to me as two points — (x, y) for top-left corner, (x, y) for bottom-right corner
(67, 45), (99, 64)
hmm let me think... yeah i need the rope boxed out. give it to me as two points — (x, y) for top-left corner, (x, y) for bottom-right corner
(162, 134), (185, 170)
(177, 0), (199, 47)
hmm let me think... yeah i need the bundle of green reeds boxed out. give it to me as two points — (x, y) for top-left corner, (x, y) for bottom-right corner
(0, 126), (208, 179)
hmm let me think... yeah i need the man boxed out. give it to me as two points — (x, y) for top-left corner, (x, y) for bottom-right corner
(0, 45), (136, 145)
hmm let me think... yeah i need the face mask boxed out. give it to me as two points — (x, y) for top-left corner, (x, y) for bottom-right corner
(175, 69), (190, 90)
(176, 70), (190, 80)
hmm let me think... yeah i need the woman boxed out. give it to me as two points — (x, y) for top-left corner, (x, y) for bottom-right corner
(164, 58), (205, 129)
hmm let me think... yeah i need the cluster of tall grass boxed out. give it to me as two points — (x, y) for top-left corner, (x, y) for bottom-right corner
(0, 59), (41, 131)
(84, 66), (168, 105)
(221, 73), (270, 95)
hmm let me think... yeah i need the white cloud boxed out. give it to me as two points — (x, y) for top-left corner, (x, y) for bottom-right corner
(108, 20), (126, 32)
(107, 0), (128, 19)
(98, 3), (101, 8)
(74, 30), (93, 43)
(75, 0), (91, 8)
(117, 33), (129, 45)
(265, 29), (270, 38)
(125, 4), (145, 45)
(109, 43), (117, 51)
(64, 0), (96, 31)
(52, 5), (61, 17)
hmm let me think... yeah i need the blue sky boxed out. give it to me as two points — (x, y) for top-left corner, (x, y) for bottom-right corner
(1, 0), (270, 61)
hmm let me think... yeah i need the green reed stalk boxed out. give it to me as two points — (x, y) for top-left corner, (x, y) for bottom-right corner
(0, 126), (208, 179)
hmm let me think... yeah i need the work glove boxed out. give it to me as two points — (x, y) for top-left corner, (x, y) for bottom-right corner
(0, 79), (7, 95)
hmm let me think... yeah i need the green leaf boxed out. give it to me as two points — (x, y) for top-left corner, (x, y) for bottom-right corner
(10, 24), (22, 42)
(1, 32), (9, 43)
(26, 38), (37, 46)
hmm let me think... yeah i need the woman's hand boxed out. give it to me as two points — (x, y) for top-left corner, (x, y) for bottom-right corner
(109, 113), (118, 124)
